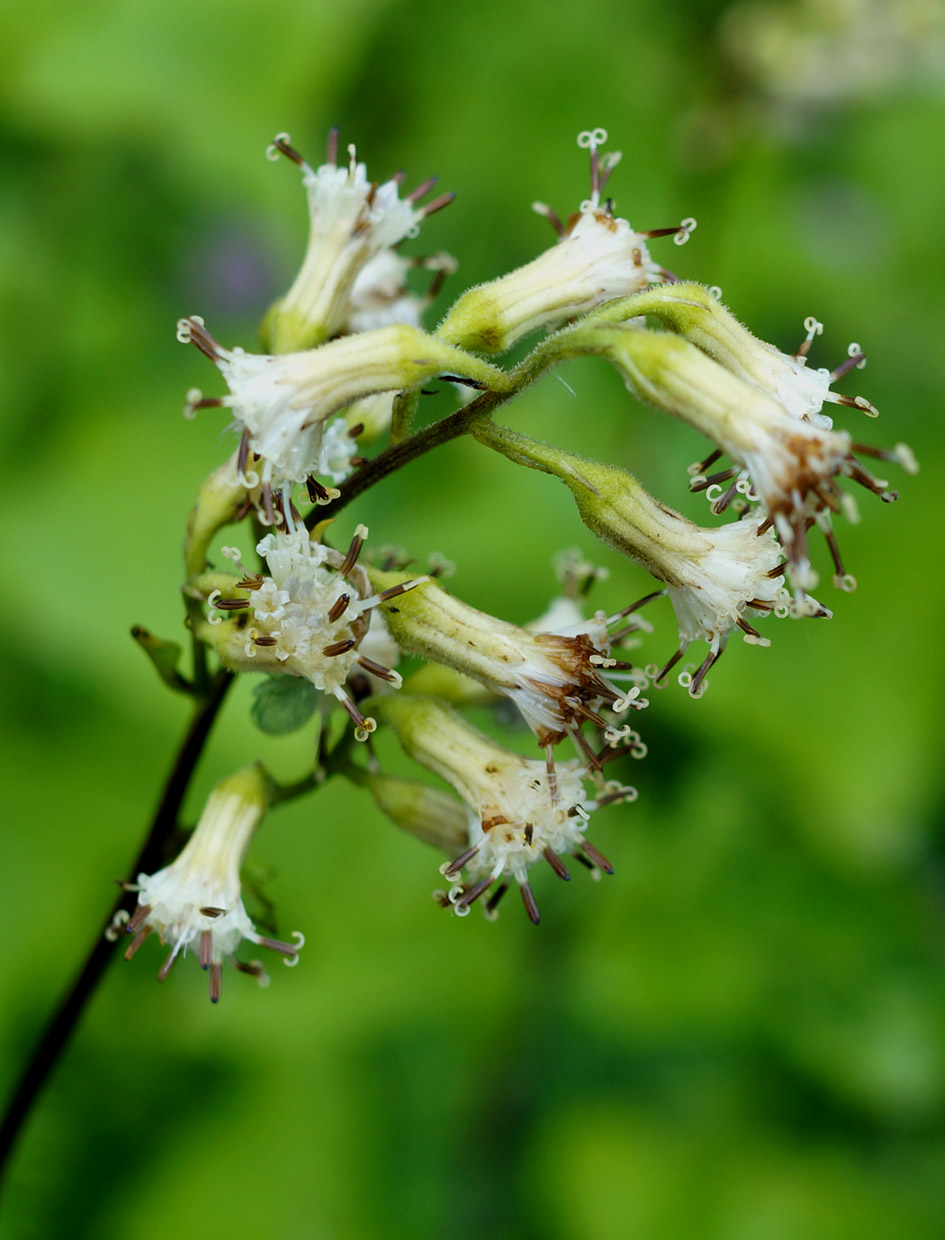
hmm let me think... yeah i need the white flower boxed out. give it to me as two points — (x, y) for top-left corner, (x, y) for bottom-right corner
(656, 509), (831, 695)
(370, 572), (644, 760)
(265, 130), (454, 351)
(595, 324), (915, 589)
(342, 249), (457, 335)
(377, 697), (635, 922)
(177, 317), (502, 506)
(436, 127), (694, 354)
(317, 416), (360, 484)
(202, 526), (423, 738)
(122, 768), (303, 1002)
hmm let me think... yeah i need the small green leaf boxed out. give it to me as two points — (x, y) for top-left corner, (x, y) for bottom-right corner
(131, 626), (192, 694)
(250, 677), (319, 735)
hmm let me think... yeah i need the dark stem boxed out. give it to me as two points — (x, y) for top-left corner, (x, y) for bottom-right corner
(0, 669), (233, 1193)
(312, 393), (499, 524)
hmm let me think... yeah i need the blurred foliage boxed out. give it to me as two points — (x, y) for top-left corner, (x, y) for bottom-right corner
(2, 0), (945, 1237)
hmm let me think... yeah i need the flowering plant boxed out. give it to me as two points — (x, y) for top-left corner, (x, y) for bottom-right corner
(141, 125), (914, 977)
(0, 123), (916, 1174)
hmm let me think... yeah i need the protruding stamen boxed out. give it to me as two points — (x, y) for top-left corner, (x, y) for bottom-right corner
(255, 934), (303, 958)
(484, 882), (509, 918)
(443, 843), (481, 878)
(691, 466), (739, 493)
(689, 647), (720, 696)
(579, 839), (614, 874)
(454, 875), (493, 911)
(123, 924), (153, 961)
(254, 635), (279, 647)
(306, 477), (341, 505)
(199, 929), (213, 970)
(356, 655), (400, 685)
(689, 448), (723, 477)
(532, 200), (566, 237)
(326, 126), (339, 166)
(572, 725), (603, 771)
(328, 593), (350, 623)
(407, 175), (438, 203)
(613, 589), (666, 620)
(543, 847), (571, 881)
(519, 881), (541, 925)
(323, 638), (356, 657)
(421, 191), (455, 218)
(126, 903), (152, 935)
(157, 952), (179, 982)
(214, 597), (250, 611)
(337, 693), (376, 740)
(375, 579), (424, 604)
(176, 316), (223, 363)
(209, 962), (223, 1004)
(796, 315), (824, 358)
(237, 428), (252, 482)
(339, 525), (368, 576)
(655, 648), (684, 684)
(267, 132), (305, 166)
(829, 392), (879, 417)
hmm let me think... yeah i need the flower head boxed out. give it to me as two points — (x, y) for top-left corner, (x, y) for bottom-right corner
(375, 697), (634, 922)
(264, 130), (454, 352)
(199, 525), (423, 738)
(121, 767), (303, 1002)
(472, 422), (832, 693)
(369, 570), (645, 762)
(436, 128), (695, 355)
(342, 249), (457, 335)
(177, 316), (506, 511)
(582, 324), (916, 589)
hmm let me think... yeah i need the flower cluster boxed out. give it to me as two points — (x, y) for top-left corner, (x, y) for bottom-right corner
(119, 122), (912, 998)
(198, 525), (422, 738)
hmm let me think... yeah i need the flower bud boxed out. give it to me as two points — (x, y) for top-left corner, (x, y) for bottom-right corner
(367, 569), (639, 752)
(351, 769), (469, 854)
(373, 695), (633, 923)
(185, 452), (250, 578)
(121, 766), (303, 1002)
(262, 130), (455, 352)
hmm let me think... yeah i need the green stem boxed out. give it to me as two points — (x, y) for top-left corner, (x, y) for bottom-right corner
(312, 340), (563, 523)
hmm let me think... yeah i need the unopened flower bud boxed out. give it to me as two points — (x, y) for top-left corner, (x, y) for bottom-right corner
(263, 130), (455, 352)
(349, 768), (469, 854)
(373, 695), (633, 923)
(185, 452), (250, 578)
(121, 766), (303, 1002)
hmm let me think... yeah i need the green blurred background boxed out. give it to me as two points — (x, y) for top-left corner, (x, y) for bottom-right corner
(3, 0), (945, 1236)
